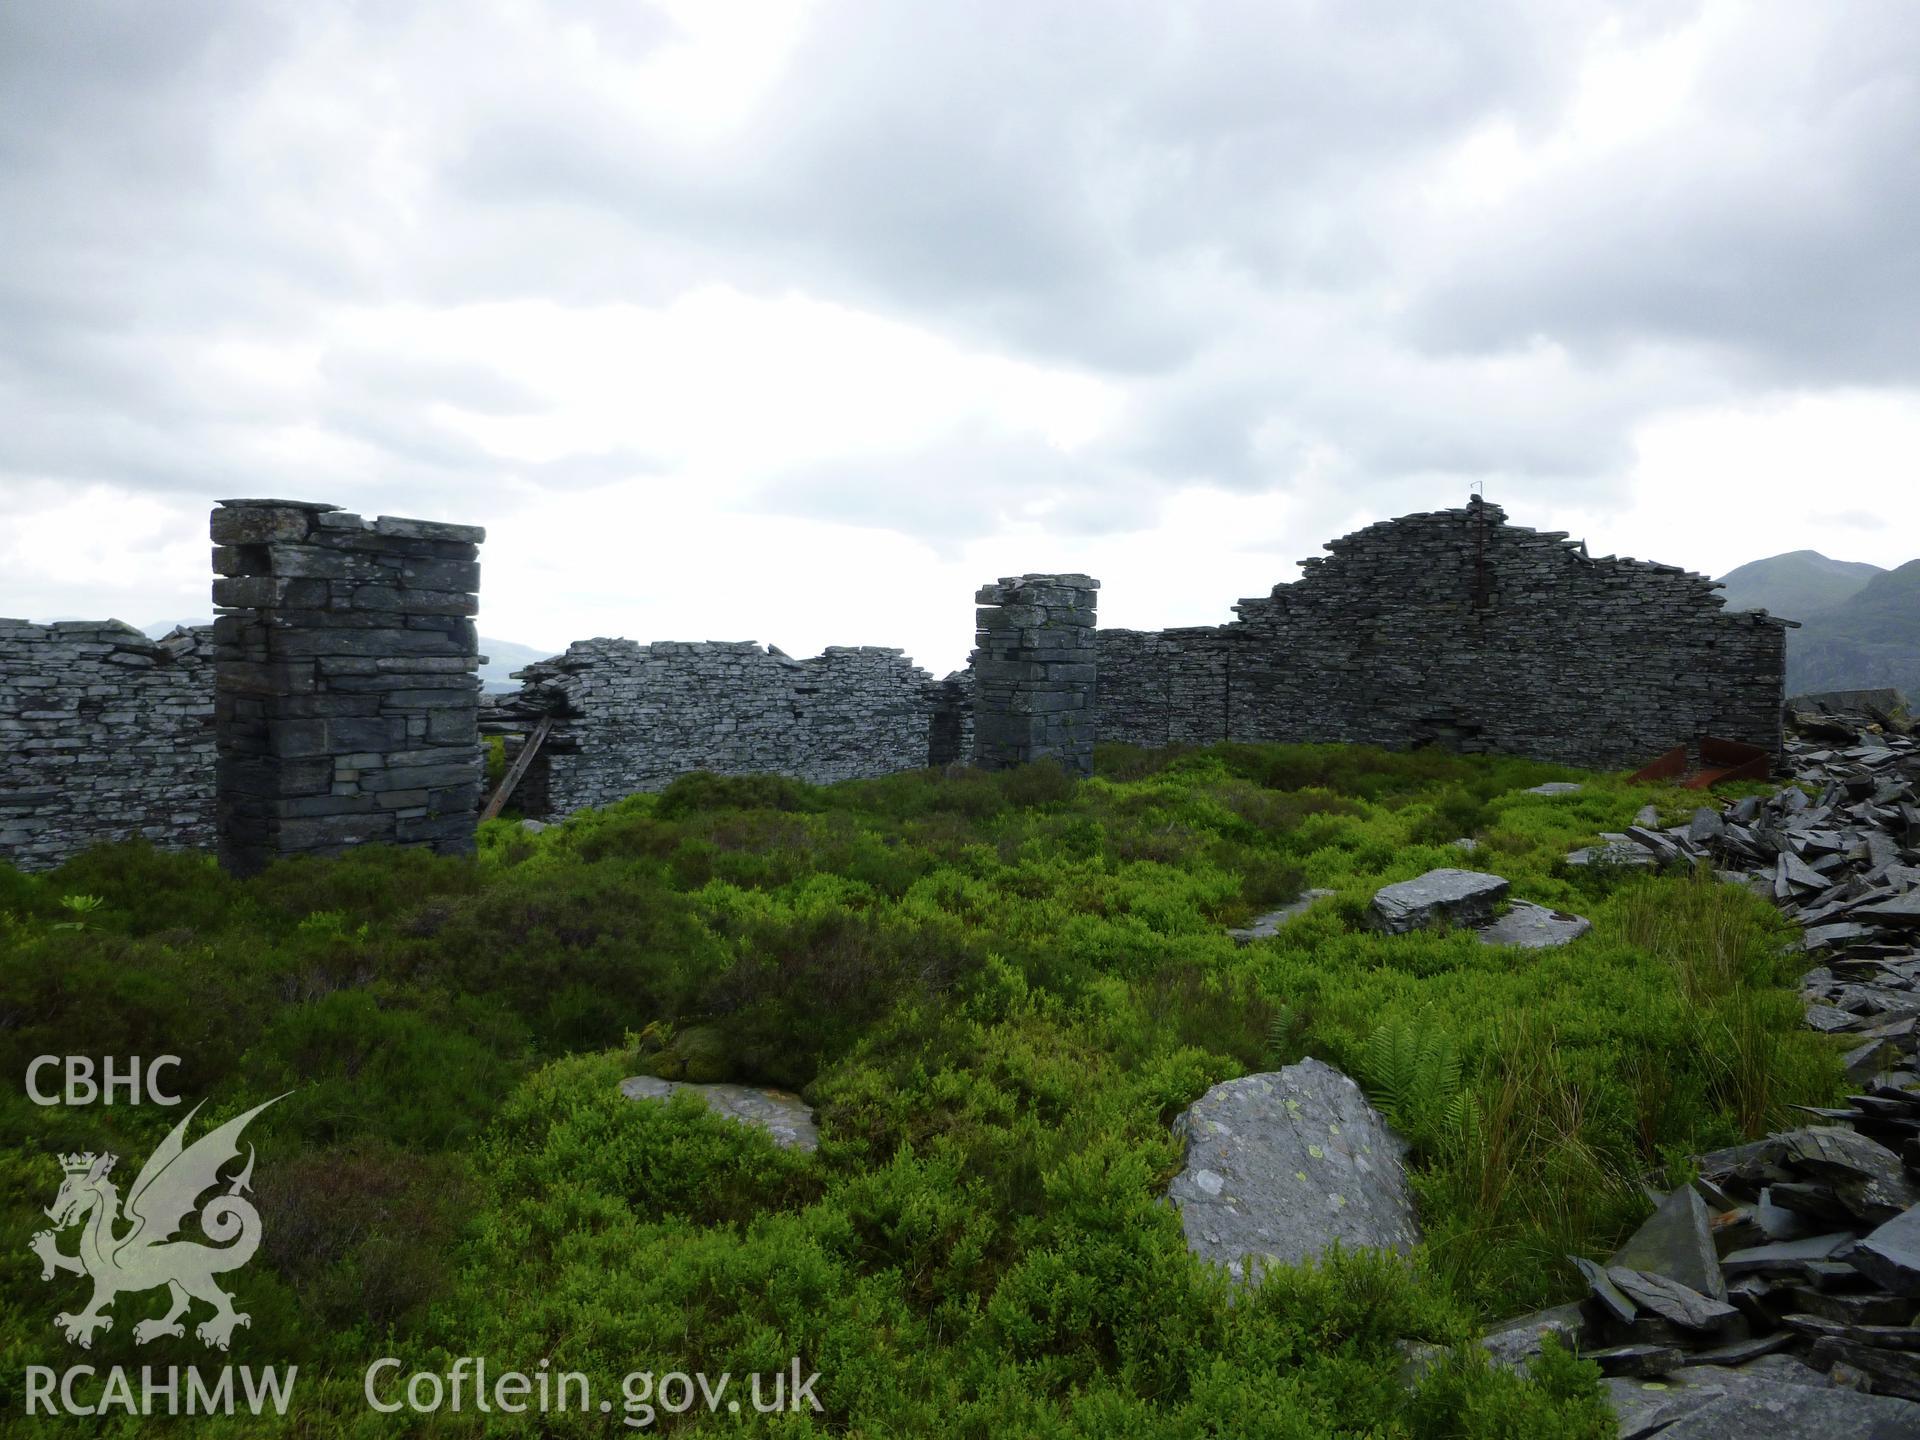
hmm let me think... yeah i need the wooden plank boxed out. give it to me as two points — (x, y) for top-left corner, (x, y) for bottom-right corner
(481, 714), (553, 822)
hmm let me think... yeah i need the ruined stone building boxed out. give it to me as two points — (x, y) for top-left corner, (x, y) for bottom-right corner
(478, 639), (968, 816)
(1097, 498), (1791, 770)
(0, 495), (1791, 868)
(0, 620), (217, 870)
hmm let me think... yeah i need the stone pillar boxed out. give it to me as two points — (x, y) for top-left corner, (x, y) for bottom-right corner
(211, 499), (485, 875)
(970, 573), (1099, 776)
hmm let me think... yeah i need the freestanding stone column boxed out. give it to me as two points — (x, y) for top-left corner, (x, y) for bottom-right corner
(211, 499), (484, 875)
(970, 573), (1099, 776)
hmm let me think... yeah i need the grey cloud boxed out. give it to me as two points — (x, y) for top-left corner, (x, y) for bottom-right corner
(759, 430), (1159, 551)
(0, 0), (1910, 564)
(1409, 6), (1920, 384)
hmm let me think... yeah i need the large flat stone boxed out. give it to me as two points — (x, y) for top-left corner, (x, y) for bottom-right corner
(1226, 889), (1337, 945)
(1566, 842), (1657, 869)
(1476, 899), (1593, 949)
(1604, 1361), (1866, 1440)
(1368, 868), (1510, 935)
(1167, 1059), (1417, 1284)
(1649, 1374), (1920, 1437)
(620, 1076), (819, 1152)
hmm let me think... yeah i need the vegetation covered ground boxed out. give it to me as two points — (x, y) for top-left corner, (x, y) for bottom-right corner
(0, 743), (1845, 1435)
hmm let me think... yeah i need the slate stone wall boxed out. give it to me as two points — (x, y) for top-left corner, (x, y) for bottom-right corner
(211, 499), (485, 874)
(1096, 499), (1791, 769)
(926, 672), (975, 769)
(481, 638), (945, 816)
(971, 574), (1100, 776)
(0, 620), (217, 871)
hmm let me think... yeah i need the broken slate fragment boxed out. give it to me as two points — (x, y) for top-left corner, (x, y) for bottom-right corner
(1721, 1232), (1856, 1277)
(1854, 892), (1920, 926)
(1590, 1342), (1684, 1377)
(1606, 1267), (1740, 1331)
(1611, 1185), (1727, 1300)
(1566, 842), (1657, 869)
(1848, 1205), (1920, 1297)
(1480, 1301), (1589, 1373)
(1688, 807), (1727, 845)
(1571, 1255), (1639, 1324)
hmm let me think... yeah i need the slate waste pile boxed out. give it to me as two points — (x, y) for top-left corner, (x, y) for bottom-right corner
(1475, 694), (1920, 1429)
(1563, 696), (1919, 1083)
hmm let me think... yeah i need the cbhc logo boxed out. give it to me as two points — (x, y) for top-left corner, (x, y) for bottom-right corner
(25, 1055), (183, 1106)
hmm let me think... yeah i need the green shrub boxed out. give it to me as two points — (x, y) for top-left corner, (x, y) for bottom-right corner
(0, 740), (1822, 1434)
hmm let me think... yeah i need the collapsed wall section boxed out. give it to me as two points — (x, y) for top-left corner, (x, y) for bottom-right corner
(484, 639), (942, 816)
(0, 621), (216, 871)
(212, 499), (485, 874)
(1095, 499), (1790, 770)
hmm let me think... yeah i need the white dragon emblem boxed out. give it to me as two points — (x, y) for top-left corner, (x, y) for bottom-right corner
(29, 1096), (284, 1350)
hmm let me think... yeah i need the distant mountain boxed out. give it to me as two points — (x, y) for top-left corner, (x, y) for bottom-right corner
(1785, 560), (1920, 698)
(477, 637), (560, 693)
(1714, 551), (1883, 621)
(143, 618), (212, 638)
(141, 619), (553, 693)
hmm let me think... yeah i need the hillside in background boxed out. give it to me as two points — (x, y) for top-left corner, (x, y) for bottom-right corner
(1716, 551), (1918, 699)
(1786, 560), (1920, 697)
(477, 636), (560, 692)
(1714, 550), (1882, 619)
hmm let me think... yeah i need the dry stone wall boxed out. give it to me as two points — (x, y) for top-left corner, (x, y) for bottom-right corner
(1097, 499), (1791, 769)
(211, 499), (485, 875)
(482, 639), (945, 816)
(0, 621), (216, 871)
(1, 495), (1800, 869)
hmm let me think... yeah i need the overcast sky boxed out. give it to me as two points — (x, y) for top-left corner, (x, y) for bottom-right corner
(2, 1), (1915, 676)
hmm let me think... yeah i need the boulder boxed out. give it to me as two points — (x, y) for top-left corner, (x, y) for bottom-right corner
(619, 1076), (819, 1152)
(1167, 1059), (1417, 1283)
(1368, 868), (1509, 935)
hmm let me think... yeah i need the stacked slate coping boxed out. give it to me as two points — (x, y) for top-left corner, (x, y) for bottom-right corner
(0, 620), (216, 871)
(971, 573), (1100, 777)
(211, 499), (485, 875)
